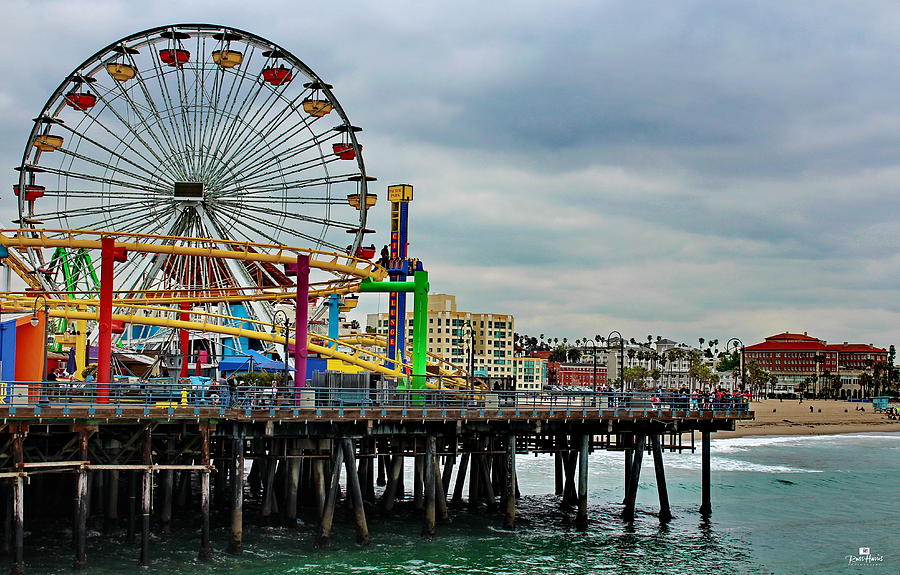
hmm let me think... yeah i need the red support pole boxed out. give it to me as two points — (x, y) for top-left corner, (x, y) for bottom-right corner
(97, 237), (114, 403)
(180, 302), (190, 377)
(294, 255), (310, 398)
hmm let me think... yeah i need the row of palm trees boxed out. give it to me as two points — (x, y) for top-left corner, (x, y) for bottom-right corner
(514, 332), (748, 390)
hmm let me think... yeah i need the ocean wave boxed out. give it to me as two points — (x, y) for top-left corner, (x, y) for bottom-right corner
(661, 456), (821, 474)
(712, 432), (900, 453)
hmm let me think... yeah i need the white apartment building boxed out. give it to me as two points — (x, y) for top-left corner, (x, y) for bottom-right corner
(366, 294), (515, 378)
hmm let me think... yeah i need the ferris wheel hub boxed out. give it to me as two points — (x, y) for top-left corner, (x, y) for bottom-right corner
(174, 182), (204, 201)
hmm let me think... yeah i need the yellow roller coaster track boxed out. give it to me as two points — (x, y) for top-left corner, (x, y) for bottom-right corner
(0, 228), (389, 281)
(0, 297), (473, 390)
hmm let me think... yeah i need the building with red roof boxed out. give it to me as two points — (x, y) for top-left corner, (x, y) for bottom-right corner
(744, 332), (888, 398)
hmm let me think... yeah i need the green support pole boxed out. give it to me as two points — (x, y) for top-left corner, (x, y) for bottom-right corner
(359, 270), (430, 396)
(411, 270), (429, 390)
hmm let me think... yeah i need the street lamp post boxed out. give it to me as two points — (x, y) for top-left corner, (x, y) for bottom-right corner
(724, 337), (744, 394)
(272, 310), (291, 388)
(607, 330), (624, 392)
(30, 295), (49, 382)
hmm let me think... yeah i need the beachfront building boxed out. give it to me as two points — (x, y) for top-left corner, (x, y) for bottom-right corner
(366, 293), (515, 377)
(514, 356), (548, 391)
(601, 338), (702, 390)
(547, 361), (607, 390)
(743, 332), (889, 398)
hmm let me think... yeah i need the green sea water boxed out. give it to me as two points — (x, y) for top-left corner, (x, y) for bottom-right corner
(22, 432), (900, 575)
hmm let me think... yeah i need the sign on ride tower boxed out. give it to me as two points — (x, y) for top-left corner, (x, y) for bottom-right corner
(387, 184), (413, 373)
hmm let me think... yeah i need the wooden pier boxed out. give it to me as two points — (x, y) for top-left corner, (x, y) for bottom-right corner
(0, 401), (752, 573)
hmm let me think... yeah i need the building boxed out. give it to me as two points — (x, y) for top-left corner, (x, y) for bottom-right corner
(366, 294), (515, 378)
(743, 332), (889, 397)
(513, 357), (547, 392)
(547, 362), (607, 389)
(601, 338), (699, 390)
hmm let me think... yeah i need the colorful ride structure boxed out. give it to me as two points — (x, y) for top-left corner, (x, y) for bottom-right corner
(1, 23), (470, 397)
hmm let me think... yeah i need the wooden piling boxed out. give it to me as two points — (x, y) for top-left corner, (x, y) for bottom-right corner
(622, 433), (645, 522)
(11, 476), (23, 575)
(126, 472), (136, 543)
(341, 439), (371, 545)
(478, 453), (496, 510)
(261, 458), (278, 523)
(623, 439), (634, 504)
(139, 429), (152, 567)
(376, 454), (387, 487)
(104, 470), (119, 534)
(441, 454), (455, 496)
(159, 469), (173, 535)
(562, 450), (578, 506)
(382, 454), (404, 512)
(699, 430), (711, 516)
(2, 483), (10, 556)
(452, 452), (469, 504)
(74, 429), (90, 570)
(312, 456), (326, 521)
(575, 434), (589, 531)
(554, 451), (564, 495)
(413, 453), (425, 510)
(422, 436), (436, 538)
(315, 442), (344, 548)
(285, 441), (301, 527)
(198, 426), (212, 562)
(434, 457), (449, 522)
(227, 436), (244, 556)
(502, 435), (517, 530)
(650, 435), (671, 523)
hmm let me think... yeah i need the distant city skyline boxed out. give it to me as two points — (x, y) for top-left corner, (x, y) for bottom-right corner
(1, 1), (898, 347)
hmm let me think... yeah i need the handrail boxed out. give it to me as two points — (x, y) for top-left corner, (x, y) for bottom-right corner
(0, 382), (754, 415)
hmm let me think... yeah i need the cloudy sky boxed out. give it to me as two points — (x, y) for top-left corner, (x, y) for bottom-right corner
(1, 0), (898, 349)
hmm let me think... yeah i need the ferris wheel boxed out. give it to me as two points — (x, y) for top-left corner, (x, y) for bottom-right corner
(12, 24), (376, 338)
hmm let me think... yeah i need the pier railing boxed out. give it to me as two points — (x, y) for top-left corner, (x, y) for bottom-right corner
(0, 380), (752, 417)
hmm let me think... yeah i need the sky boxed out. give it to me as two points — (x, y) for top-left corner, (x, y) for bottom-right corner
(1, 0), (898, 349)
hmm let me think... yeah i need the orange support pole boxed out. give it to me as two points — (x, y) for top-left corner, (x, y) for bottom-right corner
(97, 237), (114, 403)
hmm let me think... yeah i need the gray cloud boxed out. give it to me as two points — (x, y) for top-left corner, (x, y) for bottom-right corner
(1, 0), (899, 348)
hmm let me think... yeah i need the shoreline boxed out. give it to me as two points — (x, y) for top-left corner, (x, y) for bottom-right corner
(713, 421), (900, 439)
(708, 399), (900, 439)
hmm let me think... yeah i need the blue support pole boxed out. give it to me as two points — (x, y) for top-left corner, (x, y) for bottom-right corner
(326, 294), (340, 348)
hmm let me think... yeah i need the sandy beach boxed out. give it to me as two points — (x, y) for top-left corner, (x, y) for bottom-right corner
(714, 399), (900, 438)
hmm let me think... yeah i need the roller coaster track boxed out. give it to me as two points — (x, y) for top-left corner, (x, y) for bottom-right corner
(0, 296), (475, 390)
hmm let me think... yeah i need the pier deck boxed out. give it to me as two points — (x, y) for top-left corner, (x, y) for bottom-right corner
(0, 388), (753, 573)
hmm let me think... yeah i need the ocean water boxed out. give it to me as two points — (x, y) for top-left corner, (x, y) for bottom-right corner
(23, 432), (899, 575)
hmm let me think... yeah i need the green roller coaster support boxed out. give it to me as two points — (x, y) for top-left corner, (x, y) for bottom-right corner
(46, 247), (101, 347)
(359, 270), (429, 394)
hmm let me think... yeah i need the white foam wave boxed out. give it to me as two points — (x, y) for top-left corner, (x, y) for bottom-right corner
(712, 432), (900, 453)
(662, 456), (821, 474)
